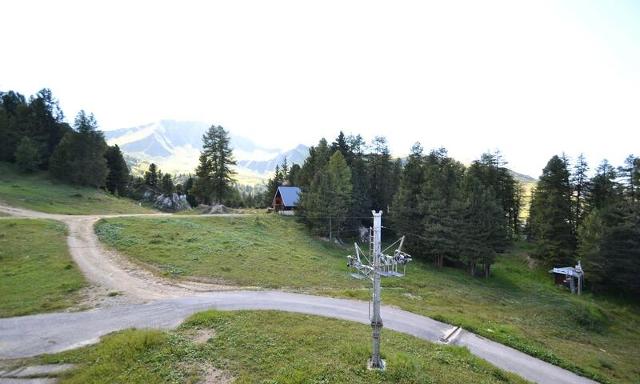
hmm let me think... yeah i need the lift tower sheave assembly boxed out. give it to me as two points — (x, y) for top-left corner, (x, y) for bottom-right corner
(346, 210), (412, 370)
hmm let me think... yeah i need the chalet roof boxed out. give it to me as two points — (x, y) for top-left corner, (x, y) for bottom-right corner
(276, 186), (301, 207)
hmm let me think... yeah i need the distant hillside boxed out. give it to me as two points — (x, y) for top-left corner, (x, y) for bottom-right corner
(238, 144), (309, 174)
(509, 170), (536, 184)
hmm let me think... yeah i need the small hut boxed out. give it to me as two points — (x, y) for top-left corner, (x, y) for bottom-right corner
(272, 186), (301, 215)
(549, 261), (584, 294)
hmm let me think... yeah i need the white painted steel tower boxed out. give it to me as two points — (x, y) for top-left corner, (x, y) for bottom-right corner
(347, 210), (412, 370)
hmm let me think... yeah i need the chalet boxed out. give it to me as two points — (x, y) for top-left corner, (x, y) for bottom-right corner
(549, 261), (584, 294)
(272, 186), (301, 215)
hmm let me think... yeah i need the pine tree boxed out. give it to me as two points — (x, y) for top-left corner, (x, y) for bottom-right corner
(298, 138), (331, 189)
(345, 134), (370, 229)
(618, 154), (639, 203)
(192, 153), (213, 204)
(421, 149), (466, 267)
(287, 163), (302, 185)
(589, 159), (619, 211)
(27, 89), (68, 168)
(326, 151), (352, 235)
(49, 110), (108, 187)
(264, 164), (285, 207)
(331, 131), (352, 164)
(193, 125), (236, 204)
(579, 201), (640, 295)
(391, 142), (425, 258)
(571, 154), (590, 232)
(598, 202), (640, 296)
(299, 167), (331, 234)
(577, 209), (605, 289)
(0, 89), (70, 166)
(160, 173), (175, 195)
(475, 151), (519, 241)
(461, 164), (505, 277)
(368, 136), (396, 213)
(104, 145), (129, 195)
(528, 155), (575, 265)
(144, 163), (159, 188)
(14, 137), (40, 173)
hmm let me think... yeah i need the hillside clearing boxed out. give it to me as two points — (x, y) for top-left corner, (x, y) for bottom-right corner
(34, 310), (528, 384)
(0, 219), (87, 317)
(96, 215), (640, 383)
(0, 162), (154, 215)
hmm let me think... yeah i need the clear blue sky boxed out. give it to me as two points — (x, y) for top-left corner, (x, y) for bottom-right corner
(2, 0), (639, 177)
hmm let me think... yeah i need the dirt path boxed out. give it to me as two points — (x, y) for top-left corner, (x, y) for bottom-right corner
(0, 204), (241, 305)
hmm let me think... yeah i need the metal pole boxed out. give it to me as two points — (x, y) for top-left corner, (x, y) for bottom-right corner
(369, 210), (384, 370)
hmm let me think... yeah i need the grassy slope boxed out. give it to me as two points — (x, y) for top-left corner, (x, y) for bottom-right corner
(96, 215), (640, 384)
(95, 215), (358, 289)
(0, 162), (153, 215)
(37, 310), (528, 384)
(0, 219), (86, 317)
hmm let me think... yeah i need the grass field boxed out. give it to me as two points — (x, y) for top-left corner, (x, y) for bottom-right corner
(35, 310), (528, 384)
(0, 219), (86, 317)
(0, 162), (154, 215)
(95, 215), (359, 289)
(96, 215), (640, 383)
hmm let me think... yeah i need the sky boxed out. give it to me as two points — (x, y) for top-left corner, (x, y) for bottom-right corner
(2, 0), (639, 177)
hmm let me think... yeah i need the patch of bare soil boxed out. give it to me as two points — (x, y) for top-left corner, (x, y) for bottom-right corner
(189, 329), (217, 345)
(199, 363), (234, 384)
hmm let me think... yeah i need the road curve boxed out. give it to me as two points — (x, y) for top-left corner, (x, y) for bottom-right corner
(0, 291), (597, 384)
(0, 204), (598, 384)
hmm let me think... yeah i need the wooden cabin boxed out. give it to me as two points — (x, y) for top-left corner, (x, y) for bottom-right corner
(272, 186), (301, 215)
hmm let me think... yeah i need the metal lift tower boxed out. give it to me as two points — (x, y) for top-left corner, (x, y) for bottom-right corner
(347, 210), (412, 370)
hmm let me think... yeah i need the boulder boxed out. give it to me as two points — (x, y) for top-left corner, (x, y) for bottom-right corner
(153, 193), (191, 212)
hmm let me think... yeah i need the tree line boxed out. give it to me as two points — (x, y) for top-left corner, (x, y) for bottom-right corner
(0, 89), (130, 195)
(528, 154), (640, 296)
(264, 132), (522, 277)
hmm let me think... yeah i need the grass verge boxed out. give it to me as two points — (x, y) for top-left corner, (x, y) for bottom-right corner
(0, 219), (86, 317)
(37, 310), (528, 384)
(0, 162), (153, 215)
(96, 215), (640, 383)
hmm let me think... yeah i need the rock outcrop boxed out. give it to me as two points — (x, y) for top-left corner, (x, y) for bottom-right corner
(153, 193), (191, 212)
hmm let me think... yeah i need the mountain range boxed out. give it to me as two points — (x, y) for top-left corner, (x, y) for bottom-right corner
(104, 120), (308, 183)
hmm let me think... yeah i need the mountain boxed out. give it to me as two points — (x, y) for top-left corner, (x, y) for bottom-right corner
(238, 144), (309, 174)
(105, 120), (280, 160)
(509, 170), (536, 184)
(105, 120), (307, 183)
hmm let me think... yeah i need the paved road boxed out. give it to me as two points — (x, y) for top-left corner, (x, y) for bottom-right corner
(0, 291), (597, 384)
(0, 204), (598, 383)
